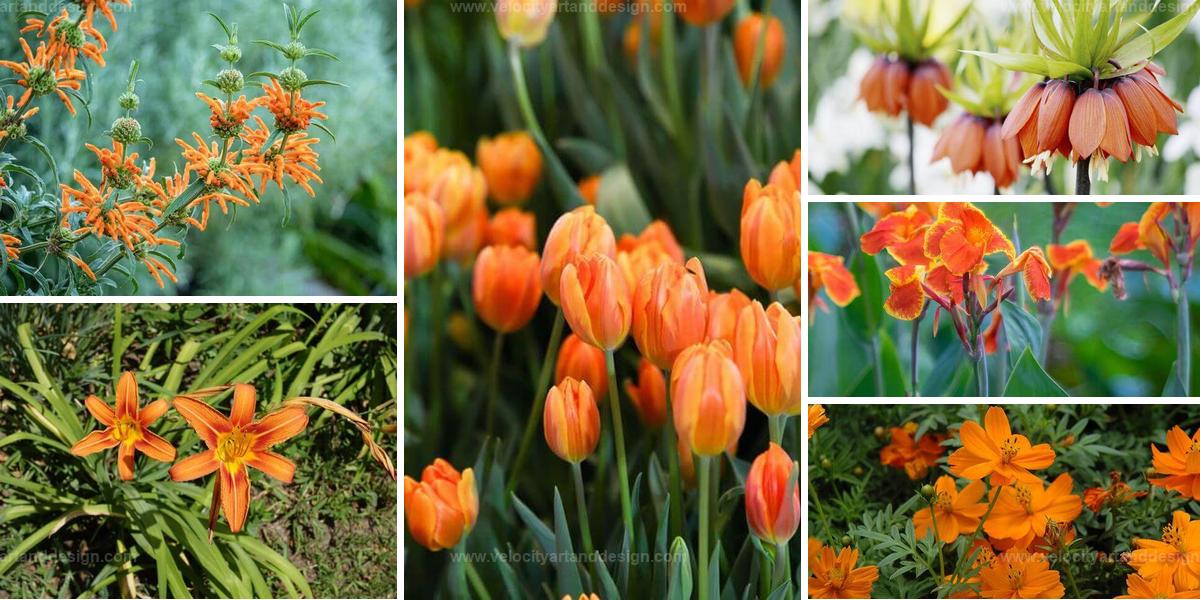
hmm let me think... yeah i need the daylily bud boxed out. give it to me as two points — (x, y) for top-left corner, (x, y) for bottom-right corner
(734, 301), (801, 416)
(404, 192), (445, 279)
(745, 443), (800, 546)
(486, 208), (537, 250)
(631, 258), (710, 369)
(560, 252), (632, 350)
(404, 459), (479, 551)
(679, 0), (735, 27)
(472, 245), (543, 332)
(705, 289), (753, 345)
(733, 13), (785, 89)
(624, 357), (668, 428)
(541, 206), (617, 305)
(556, 333), (609, 398)
(496, 0), (558, 48)
(741, 179), (801, 291)
(670, 340), (746, 456)
(544, 377), (601, 463)
(476, 131), (542, 205)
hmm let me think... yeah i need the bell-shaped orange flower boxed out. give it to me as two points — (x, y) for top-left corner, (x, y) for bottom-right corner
(624, 357), (667, 428)
(994, 247), (1052, 302)
(860, 57), (951, 126)
(556, 333), (609, 398)
(541, 206), (617, 305)
(808, 404), (828, 438)
(472, 244), (543, 333)
(70, 371), (176, 481)
(808, 252), (861, 313)
(486, 207), (536, 250)
(931, 115), (1024, 189)
(678, 0), (734, 26)
(1128, 511), (1200, 591)
(670, 340), (745, 456)
(631, 257), (710, 369)
(979, 549), (1065, 599)
(912, 476), (988, 544)
(924, 203), (1015, 275)
(948, 406), (1055, 486)
(984, 473), (1082, 548)
(543, 377), (601, 463)
(745, 442), (799, 546)
(733, 13), (785, 88)
(808, 545), (879, 599)
(404, 192), (445, 279)
(1149, 425), (1200, 501)
(495, 0), (557, 47)
(741, 179), (800, 291)
(734, 301), (800, 416)
(476, 131), (542, 205)
(560, 252), (632, 350)
(169, 385), (308, 533)
(879, 422), (946, 480)
(403, 459), (479, 551)
(705, 289), (753, 345)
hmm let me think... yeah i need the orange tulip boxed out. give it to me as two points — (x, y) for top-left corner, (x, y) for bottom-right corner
(705, 289), (753, 345)
(670, 340), (745, 456)
(734, 301), (800, 416)
(476, 131), (542, 205)
(578, 174), (600, 205)
(560, 252), (632, 350)
(678, 0), (734, 26)
(495, 0), (558, 47)
(622, 15), (662, 64)
(556, 333), (609, 398)
(733, 13), (785, 88)
(169, 385), (308, 533)
(808, 252), (861, 312)
(543, 377), (601, 463)
(427, 153), (488, 263)
(745, 443), (799, 546)
(404, 192), (445, 278)
(472, 245), (543, 333)
(486, 207), (536, 250)
(69, 371), (176, 481)
(403, 459), (479, 551)
(541, 206), (617, 305)
(403, 131), (438, 193)
(631, 257), (710, 369)
(740, 179), (800, 291)
(624, 220), (685, 264)
(617, 237), (679, 292)
(677, 426), (737, 487)
(624, 357), (667, 427)
(768, 151), (801, 195)
(948, 406), (1055, 486)
(808, 404), (828, 438)
(912, 476), (988, 544)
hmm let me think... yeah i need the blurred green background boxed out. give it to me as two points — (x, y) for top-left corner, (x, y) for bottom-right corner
(1, 0), (398, 295)
(809, 202), (1200, 397)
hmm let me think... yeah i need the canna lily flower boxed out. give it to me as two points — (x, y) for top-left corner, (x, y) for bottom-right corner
(69, 372), (175, 481)
(0, 39), (86, 116)
(472, 244), (543, 333)
(1047, 240), (1107, 300)
(924, 203), (1015, 276)
(994, 247), (1052, 302)
(670, 340), (745, 456)
(169, 385), (309, 533)
(476, 131), (542, 205)
(808, 252), (861, 314)
(808, 545), (879, 599)
(404, 459), (478, 551)
(734, 301), (801, 416)
(631, 258), (710, 369)
(733, 13), (785, 88)
(948, 406), (1055, 486)
(1110, 202), (1200, 269)
(1149, 425), (1200, 500)
(882, 264), (928, 321)
(495, 0), (558, 47)
(808, 404), (828, 438)
(978, 550), (1064, 599)
(2, 233), (20, 260)
(556, 333), (609, 398)
(705, 289), (753, 345)
(879, 422), (946, 480)
(860, 204), (935, 266)
(741, 179), (801, 291)
(678, 0), (735, 26)
(560, 252), (632, 350)
(913, 476), (988, 544)
(404, 192), (445, 279)
(1128, 511), (1200, 591)
(543, 377), (601, 463)
(931, 115), (1023, 189)
(745, 443), (799, 546)
(541, 206), (617, 305)
(485, 207), (536, 250)
(624, 357), (667, 428)
(983, 473), (1082, 548)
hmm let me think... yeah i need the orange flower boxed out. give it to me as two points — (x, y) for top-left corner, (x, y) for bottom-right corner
(733, 13), (785, 88)
(22, 9), (108, 70)
(1128, 511), (1200, 590)
(239, 115), (323, 196)
(860, 57), (951, 126)
(556, 333), (609, 398)
(1116, 573), (1198, 599)
(86, 140), (141, 189)
(705, 289), (753, 345)
(0, 39), (86, 115)
(543, 377), (601, 463)
(541, 206), (617, 305)
(1149, 425), (1200, 500)
(404, 131), (439, 194)
(472, 244), (543, 333)
(260, 79), (327, 133)
(734, 301), (801, 416)
(616, 221), (684, 291)
(69, 372), (175, 481)
(60, 170), (165, 250)
(983, 473), (1082, 548)
(78, 0), (131, 31)
(0, 94), (40, 141)
(560, 252), (632, 350)
(808, 404), (828, 439)
(948, 406), (1055, 486)
(745, 443), (799, 546)
(808, 545), (879, 599)
(197, 92), (260, 138)
(622, 220), (685, 264)
(631, 258), (710, 369)
(426, 155), (488, 263)
(670, 340), (745, 456)
(578, 175), (600, 205)
(913, 476), (987, 544)
(624, 357), (667, 428)
(924, 203), (1015, 276)
(741, 179), (800, 291)
(808, 252), (861, 312)
(403, 459), (479, 551)
(1047, 240), (1106, 294)
(932, 115), (1024, 189)
(879, 422), (946, 480)
(860, 204), (933, 267)
(768, 150), (801, 195)
(676, 427), (736, 487)
(486, 207), (536, 250)
(978, 550), (1064, 599)
(494, 0), (558, 47)
(880, 264), (927, 321)
(1082, 471), (1146, 512)
(2, 233), (20, 260)
(476, 131), (542, 205)
(994, 247), (1052, 302)
(177, 132), (259, 198)
(404, 192), (445, 279)
(1111, 202), (1200, 269)
(678, 0), (735, 26)
(169, 385), (309, 534)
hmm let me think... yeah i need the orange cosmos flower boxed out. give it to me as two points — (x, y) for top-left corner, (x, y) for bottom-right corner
(705, 289), (753, 345)
(670, 340), (745, 456)
(994, 247), (1052, 302)
(1116, 573), (1198, 599)
(541, 206), (617, 305)
(69, 372), (175, 481)
(2, 233), (20, 260)
(879, 422), (946, 480)
(624, 357), (667, 428)
(1083, 471), (1146, 513)
(745, 443), (799, 546)
(808, 252), (861, 313)
(556, 333), (608, 398)
(809, 404), (829, 439)
(260, 79), (327, 133)
(984, 473), (1082, 548)
(169, 385), (308, 533)
(741, 179), (800, 291)
(0, 39), (86, 116)
(1150, 426), (1200, 500)
(913, 476), (987, 544)
(495, 0), (557, 47)
(1128, 511), (1200, 591)
(860, 57), (952, 126)
(1047, 240), (1107, 297)
(948, 406), (1055, 485)
(924, 203), (1015, 276)
(404, 459), (479, 551)
(678, 0), (735, 26)
(22, 9), (108, 70)
(734, 301), (801, 416)
(631, 258), (710, 369)
(78, 0), (131, 31)
(733, 13), (785, 88)
(978, 550), (1064, 599)
(472, 245), (543, 333)
(543, 377), (601, 463)
(932, 115), (1024, 190)
(860, 204), (934, 267)
(560, 252), (632, 350)
(476, 131), (542, 205)
(577, 175), (600, 205)
(809, 545), (879, 599)
(486, 207), (536, 250)
(404, 192), (445, 279)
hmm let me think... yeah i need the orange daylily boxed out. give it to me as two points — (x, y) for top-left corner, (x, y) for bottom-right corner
(169, 385), (309, 534)
(880, 422), (946, 480)
(948, 406), (1055, 486)
(1128, 511), (1200, 591)
(978, 549), (1065, 599)
(808, 544), (879, 599)
(809, 404), (828, 438)
(912, 476), (988, 544)
(1150, 426), (1200, 500)
(70, 372), (175, 481)
(924, 203), (1015, 276)
(983, 473), (1082, 548)
(808, 252), (861, 312)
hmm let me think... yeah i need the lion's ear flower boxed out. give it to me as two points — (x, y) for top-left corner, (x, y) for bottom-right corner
(404, 459), (478, 551)
(912, 476), (988, 544)
(495, 0), (558, 48)
(948, 406), (1054, 486)
(70, 371), (175, 481)
(995, 247), (1052, 302)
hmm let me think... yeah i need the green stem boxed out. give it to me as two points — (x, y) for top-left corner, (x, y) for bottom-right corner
(1059, 547), (1081, 599)
(773, 542), (792, 592)
(698, 455), (712, 600)
(16, 240), (48, 252)
(871, 335), (884, 396)
(484, 333), (505, 436)
(660, 11), (685, 140)
(1178, 278), (1192, 395)
(768, 414), (784, 445)
(605, 350), (635, 540)
(907, 115), (917, 195)
(91, 248), (127, 280)
(743, 0), (776, 160)
(808, 471), (835, 542)
(572, 461), (595, 559)
(926, 496), (945, 580)
(911, 304), (925, 396)
(507, 310), (565, 496)
(463, 558), (493, 600)
(944, 486), (1002, 596)
(664, 369), (684, 541)
(427, 265), (447, 455)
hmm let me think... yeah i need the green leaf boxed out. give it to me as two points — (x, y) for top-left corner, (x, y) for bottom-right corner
(1163, 361), (1188, 397)
(1002, 347), (1068, 397)
(0, 505), (115, 577)
(1108, 0), (1200, 76)
(667, 536), (693, 600)
(878, 330), (909, 397)
(594, 165), (652, 238)
(961, 50), (1092, 79)
(843, 249), (884, 338)
(999, 302), (1043, 365)
(552, 487), (583, 595)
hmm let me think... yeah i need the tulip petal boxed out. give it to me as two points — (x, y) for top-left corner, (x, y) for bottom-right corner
(173, 396), (232, 448)
(247, 450), (297, 483)
(169, 448), (220, 481)
(230, 384), (257, 428)
(221, 466), (251, 533)
(70, 429), (118, 456)
(247, 406), (309, 448)
(135, 430), (176, 463)
(84, 395), (115, 426)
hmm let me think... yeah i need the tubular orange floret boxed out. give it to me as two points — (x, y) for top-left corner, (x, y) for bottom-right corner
(0, 38), (86, 116)
(1, 233), (21, 260)
(60, 169), (164, 250)
(23, 8), (110, 70)
(240, 115), (323, 196)
(260, 79), (327, 134)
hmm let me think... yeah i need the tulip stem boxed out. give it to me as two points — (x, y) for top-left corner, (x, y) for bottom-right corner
(773, 541), (792, 592)
(508, 310), (565, 496)
(462, 557), (492, 600)
(906, 115), (917, 195)
(571, 461), (595, 559)
(484, 333), (505, 437)
(507, 42), (586, 208)
(605, 350), (636, 541)
(1074, 159), (1090, 195)
(664, 369), (685, 542)
(428, 264), (447, 455)
(768, 414), (784, 445)
(1177, 277), (1192, 395)
(698, 455), (712, 600)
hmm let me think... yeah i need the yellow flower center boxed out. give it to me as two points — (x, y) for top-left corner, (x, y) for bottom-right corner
(1189, 441), (1200, 455)
(1007, 567), (1024, 589)
(999, 436), (1021, 461)
(215, 428), (254, 468)
(111, 416), (142, 445)
(934, 491), (953, 511)
(828, 566), (846, 585)
(1163, 524), (1184, 549)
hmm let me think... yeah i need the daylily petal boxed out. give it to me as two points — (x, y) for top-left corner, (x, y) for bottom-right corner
(84, 395), (115, 426)
(230, 384), (257, 428)
(247, 406), (309, 448)
(70, 429), (118, 456)
(221, 465), (251, 533)
(138, 398), (169, 427)
(169, 448), (221, 481)
(172, 395), (232, 448)
(135, 430), (176, 463)
(117, 442), (135, 481)
(115, 371), (139, 419)
(246, 450), (297, 483)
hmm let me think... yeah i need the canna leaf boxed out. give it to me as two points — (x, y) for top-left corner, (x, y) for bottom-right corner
(1002, 347), (1068, 397)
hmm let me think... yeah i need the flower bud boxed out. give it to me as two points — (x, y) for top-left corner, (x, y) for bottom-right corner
(403, 459), (479, 551)
(283, 41), (307, 61)
(472, 245), (543, 333)
(745, 443), (799, 546)
(705, 289), (752, 346)
(920, 484), (935, 498)
(215, 68), (245, 94)
(670, 340), (746, 456)
(404, 192), (445, 278)
(840, 535), (852, 546)
(556, 333), (608, 398)
(679, 0), (735, 27)
(109, 117), (142, 144)
(119, 91), (140, 111)
(279, 66), (308, 92)
(733, 13), (785, 89)
(485, 207), (537, 250)
(734, 301), (801, 416)
(476, 131), (542, 205)
(543, 377), (601, 463)
(740, 179), (801, 291)
(220, 44), (243, 63)
(560, 252), (632, 350)
(541, 206), (616, 305)
(821, 457), (833, 469)
(496, 0), (558, 48)
(852, 466), (864, 476)
(624, 358), (667, 428)
(631, 258), (710, 369)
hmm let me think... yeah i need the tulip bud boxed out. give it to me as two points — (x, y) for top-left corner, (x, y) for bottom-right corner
(404, 192), (445, 279)
(679, 0), (735, 27)
(624, 358), (667, 428)
(734, 301), (801, 416)
(705, 289), (753, 345)
(486, 207), (537, 250)
(560, 253), (632, 350)
(476, 131), (543, 205)
(496, 0), (558, 48)
(631, 258), (710, 369)
(745, 443), (799, 546)
(541, 206), (616, 305)
(427, 155), (488, 263)
(544, 377), (601, 463)
(740, 179), (801, 291)
(670, 340), (746, 456)
(556, 333), (609, 398)
(403, 459), (479, 551)
(733, 13), (785, 89)
(472, 245), (543, 333)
